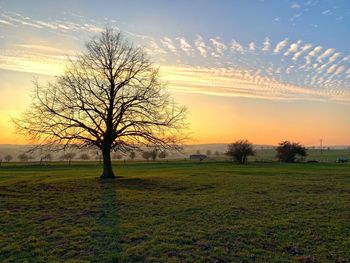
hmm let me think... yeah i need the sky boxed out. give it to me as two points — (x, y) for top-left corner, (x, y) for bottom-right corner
(0, 0), (349, 145)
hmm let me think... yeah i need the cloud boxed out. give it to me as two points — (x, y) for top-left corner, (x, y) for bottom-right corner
(284, 40), (301, 57)
(273, 39), (288, 54)
(326, 64), (337, 74)
(0, 54), (67, 75)
(144, 39), (167, 55)
(2, 14), (43, 28)
(262, 37), (270, 52)
(14, 44), (76, 55)
(160, 65), (350, 102)
(210, 37), (227, 56)
(292, 43), (312, 61)
(343, 55), (350, 61)
(317, 48), (334, 63)
(290, 2), (301, 9)
(160, 37), (177, 54)
(308, 46), (323, 57)
(328, 52), (341, 63)
(248, 42), (255, 51)
(194, 35), (207, 57)
(1, 10), (348, 104)
(303, 46), (322, 65)
(321, 10), (332, 15)
(0, 19), (11, 25)
(334, 66), (344, 75)
(230, 40), (244, 53)
(0, 11), (104, 33)
(176, 37), (193, 56)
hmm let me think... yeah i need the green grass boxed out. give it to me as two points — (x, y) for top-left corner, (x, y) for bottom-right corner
(253, 148), (350, 163)
(1, 161), (350, 262)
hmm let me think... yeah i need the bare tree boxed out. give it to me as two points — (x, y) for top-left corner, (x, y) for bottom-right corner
(112, 152), (123, 160)
(206, 150), (212, 156)
(149, 149), (158, 161)
(141, 151), (151, 161)
(40, 153), (52, 165)
(80, 153), (90, 160)
(18, 153), (29, 162)
(158, 150), (168, 159)
(129, 151), (136, 160)
(60, 152), (76, 165)
(226, 139), (255, 164)
(4, 155), (13, 162)
(14, 27), (187, 178)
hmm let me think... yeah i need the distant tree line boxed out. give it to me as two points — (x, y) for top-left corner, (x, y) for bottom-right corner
(0, 140), (308, 166)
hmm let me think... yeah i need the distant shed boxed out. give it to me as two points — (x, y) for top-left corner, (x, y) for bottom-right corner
(189, 154), (207, 161)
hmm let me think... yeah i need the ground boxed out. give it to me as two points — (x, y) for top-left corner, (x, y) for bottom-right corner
(1, 160), (350, 262)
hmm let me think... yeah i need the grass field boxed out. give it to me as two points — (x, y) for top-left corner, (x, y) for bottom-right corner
(1, 161), (350, 262)
(252, 149), (350, 163)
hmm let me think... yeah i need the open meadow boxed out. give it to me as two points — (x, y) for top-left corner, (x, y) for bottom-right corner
(1, 160), (350, 262)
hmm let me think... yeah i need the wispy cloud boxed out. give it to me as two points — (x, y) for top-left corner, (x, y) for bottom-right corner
(292, 43), (312, 61)
(317, 48), (334, 63)
(176, 37), (193, 56)
(321, 10), (332, 16)
(0, 19), (11, 25)
(273, 39), (288, 54)
(328, 52), (341, 63)
(1, 10), (349, 104)
(210, 37), (227, 57)
(290, 2), (301, 9)
(230, 39), (244, 53)
(160, 37), (177, 54)
(194, 35), (207, 57)
(262, 37), (270, 52)
(284, 40), (301, 57)
(248, 42), (255, 52)
(161, 65), (350, 102)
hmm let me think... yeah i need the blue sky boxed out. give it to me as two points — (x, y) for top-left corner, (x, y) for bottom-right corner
(2, 0), (350, 48)
(0, 0), (349, 144)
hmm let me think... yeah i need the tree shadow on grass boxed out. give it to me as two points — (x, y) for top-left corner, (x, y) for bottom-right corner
(91, 179), (122, 262)
(115, 177), (190, 192)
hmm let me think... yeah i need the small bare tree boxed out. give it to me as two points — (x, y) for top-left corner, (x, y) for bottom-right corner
(112, 152), (123, 160)
(60, 152), (76, 165)
(149, 149), (158, 161)
(226, 139), (255, 164)
(142, 151), (151, 161)
(4, 154), (13, 162)
(14, 27), (187, 178)
(80, 153), (90, 160)
(129, 151), (136, 160)
(158, 150), (168, 159)
(18, 153), (30, 162)
(40, 153), (52, 165)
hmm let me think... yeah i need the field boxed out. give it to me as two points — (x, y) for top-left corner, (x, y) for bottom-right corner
(1, 160), (350, 262)
(252, 149), (350, 163)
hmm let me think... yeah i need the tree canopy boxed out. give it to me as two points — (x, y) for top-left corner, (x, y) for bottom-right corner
(226, 139), (255, 164)
(276, 141), (307, 163)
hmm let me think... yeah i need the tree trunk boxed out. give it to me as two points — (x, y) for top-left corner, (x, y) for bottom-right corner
(100, 147), (115, 179)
